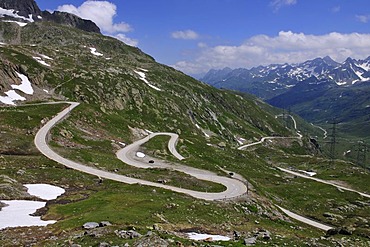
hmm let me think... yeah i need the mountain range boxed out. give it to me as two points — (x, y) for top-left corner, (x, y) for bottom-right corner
(201, 56), (370, 100)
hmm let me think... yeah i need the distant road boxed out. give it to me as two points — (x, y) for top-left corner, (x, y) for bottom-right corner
(34, 102), (248, 201)
(276, 206), (333, 231)
(277, 167), (370, 199)
(238, 114), (302, 150)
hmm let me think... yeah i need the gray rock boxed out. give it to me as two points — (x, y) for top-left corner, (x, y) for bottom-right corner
(132, 233), (168, 247)
(99, 221), (112, 227)
(115, 229), (142, 239)
(255, 229), (271, 240)
(99, 243), (110, 247)
(244, 237), (257, 245)
(83, 222), (99, 229)
(129, 230), (142, 239)
(217, 142), (226, 148)
(233, 230), (241, 240)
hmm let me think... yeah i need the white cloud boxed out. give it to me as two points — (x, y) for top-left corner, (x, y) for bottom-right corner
(356, 14), (370, 23)
(112, 34), (138, 47)
(270, 0), (297, 11)
(171, 30), (199, 40)
(173, 31), (370, 75)
(57, 1), (137, 46)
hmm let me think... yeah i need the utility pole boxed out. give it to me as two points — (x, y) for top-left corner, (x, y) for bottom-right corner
(326, 120), (338, 165)
(283, 109), (289, 128)
(287, 108), (292, 129)
(356, 140), (368, 168)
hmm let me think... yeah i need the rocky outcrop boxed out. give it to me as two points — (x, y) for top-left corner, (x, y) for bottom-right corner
(0, 175), (32, 200)
(0, 60), (23, 93)
(0, 0), (100, 33)
(0, 0), (42, 20)
(41, 11), (101, 34)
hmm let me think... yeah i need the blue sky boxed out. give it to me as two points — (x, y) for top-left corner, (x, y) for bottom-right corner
(36, 0), (370, 75)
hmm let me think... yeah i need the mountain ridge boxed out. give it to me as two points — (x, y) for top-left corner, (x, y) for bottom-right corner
(0, 0), (100, 33)
(201, 56), (370, 100)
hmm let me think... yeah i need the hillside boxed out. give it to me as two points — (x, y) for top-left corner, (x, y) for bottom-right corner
(0, 3), (369, 247)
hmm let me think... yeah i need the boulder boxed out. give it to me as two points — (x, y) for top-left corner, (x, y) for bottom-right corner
(338, 227), (353, 235)
(217, 142), (227, 148)
(83, 222), (99, 229)
(326, 228), (339, 236)
(244, 237), (257, 246)
(99, 221), (112, 227)
(115, 229), (142, 239)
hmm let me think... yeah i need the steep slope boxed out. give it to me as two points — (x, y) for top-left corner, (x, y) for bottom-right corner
(0, 20), (291, 145)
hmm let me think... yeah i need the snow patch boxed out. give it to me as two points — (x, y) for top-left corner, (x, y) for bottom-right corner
(40, 54), (53, 60)
(350, 64), (368, 82)
(12, 72), (34, 95)
(236, 137), (246, 145)
(0, 90), (26, 105)
(203, 131), (210, 138)
(90, 47), (103, 56)
(134, 70), (162, 91)
(2, 20), (27, 27)
(0, 200), (55, 230)
(24, 184), (65, 200)
(186, 232), (231, 241)
(357, 62), (370, 71)
(0, 184), (65, 230)
(336, 81), (347, 86)
(0, 7), (34, 23)
(343, 150), (351, 155)
(33, 56), (51, 67)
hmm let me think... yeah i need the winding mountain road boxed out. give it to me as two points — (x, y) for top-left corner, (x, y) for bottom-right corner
(34, 102), (248, 201)
(34, 102), (370, 232)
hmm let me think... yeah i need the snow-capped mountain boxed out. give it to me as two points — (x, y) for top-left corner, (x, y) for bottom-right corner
(0, 0), (100, 33)
(201, 56), (370, 99)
